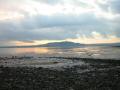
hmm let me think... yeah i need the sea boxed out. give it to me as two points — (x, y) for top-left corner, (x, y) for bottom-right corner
(0, 46), (120, 68)
(0, 46), (120, 59)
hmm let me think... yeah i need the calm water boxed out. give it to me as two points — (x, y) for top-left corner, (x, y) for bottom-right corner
(0, 46), (120, 59)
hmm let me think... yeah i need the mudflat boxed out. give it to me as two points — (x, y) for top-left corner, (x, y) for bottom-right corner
(0, 57), (120, 90)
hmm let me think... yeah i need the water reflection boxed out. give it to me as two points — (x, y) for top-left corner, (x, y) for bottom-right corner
(0, 47), (120, 59)
(0, 47), (54, 56)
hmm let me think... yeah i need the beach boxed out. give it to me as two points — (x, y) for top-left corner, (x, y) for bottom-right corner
(0, 56), (120, 90)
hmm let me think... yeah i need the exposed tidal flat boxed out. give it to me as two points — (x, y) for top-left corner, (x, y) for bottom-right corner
(0, 56), (120, 90)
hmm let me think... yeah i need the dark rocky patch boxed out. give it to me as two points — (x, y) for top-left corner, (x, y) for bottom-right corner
(0, 62), (120, 90)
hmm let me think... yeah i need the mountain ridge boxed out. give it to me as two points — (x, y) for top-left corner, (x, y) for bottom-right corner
(0, 41), (120, 48)
(39, 41), (84, 47)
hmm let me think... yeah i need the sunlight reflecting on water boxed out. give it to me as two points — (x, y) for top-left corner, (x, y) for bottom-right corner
(0, 46), (120, 59)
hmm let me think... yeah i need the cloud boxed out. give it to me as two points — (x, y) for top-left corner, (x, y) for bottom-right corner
(96, 0), (120, 14)
(21, 13), (105, 28)
(66, 31), (120, 44)
(0, 0), (120, 45)
(0, 13), (111, 41)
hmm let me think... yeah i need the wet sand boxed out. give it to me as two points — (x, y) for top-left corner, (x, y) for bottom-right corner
(0, 56), (120, 90)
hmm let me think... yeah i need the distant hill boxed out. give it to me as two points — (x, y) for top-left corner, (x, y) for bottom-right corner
(0, 42), (120, 48)
(0, 41), (83, 48)
(39, 42), (120, 47)
(39, 41), (84, 47)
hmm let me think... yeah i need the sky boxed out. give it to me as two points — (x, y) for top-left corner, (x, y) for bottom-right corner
(0, 0), (120, 46)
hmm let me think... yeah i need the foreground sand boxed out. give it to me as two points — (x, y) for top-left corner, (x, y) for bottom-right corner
(0, 57), (120, 90)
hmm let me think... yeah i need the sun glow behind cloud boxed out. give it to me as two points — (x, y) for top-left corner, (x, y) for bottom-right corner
(0, 0), (100, 19)
(66, 31), (120, 44)
(0, 11), (24, 21)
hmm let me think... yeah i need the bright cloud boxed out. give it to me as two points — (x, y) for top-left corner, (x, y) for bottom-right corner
(67, 31), (120, 44)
